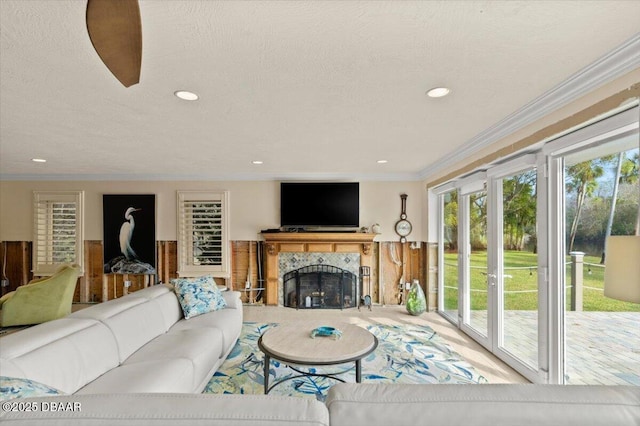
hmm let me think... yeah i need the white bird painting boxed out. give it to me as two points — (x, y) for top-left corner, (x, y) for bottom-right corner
(119, 207), (141, 260)
(103, 194), (156, 275)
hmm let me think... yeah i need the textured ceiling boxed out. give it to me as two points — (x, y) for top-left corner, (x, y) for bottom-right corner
(1, 1), (639, 181)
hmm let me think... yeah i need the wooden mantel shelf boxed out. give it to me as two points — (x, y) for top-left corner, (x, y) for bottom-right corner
(260, 232), (377, 305)
(261, 232), (377, 243)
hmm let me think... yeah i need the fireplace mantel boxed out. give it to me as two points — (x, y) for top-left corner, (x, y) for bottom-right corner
(261, 232), (376, 305)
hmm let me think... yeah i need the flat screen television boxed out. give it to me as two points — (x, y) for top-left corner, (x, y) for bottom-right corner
(280, 182), (359, 228)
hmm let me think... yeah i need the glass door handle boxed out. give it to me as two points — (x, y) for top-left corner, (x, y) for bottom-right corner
(486, 273), (497, 286)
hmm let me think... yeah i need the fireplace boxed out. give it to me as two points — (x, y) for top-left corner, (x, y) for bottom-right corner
(261, 232), (376, 305)
(283, 264), (357, 309)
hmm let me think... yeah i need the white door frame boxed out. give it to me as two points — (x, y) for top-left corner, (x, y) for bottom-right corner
(459, 181), (492, 349)
(487, 154), (547, 383)
(435, 184), (459, 325)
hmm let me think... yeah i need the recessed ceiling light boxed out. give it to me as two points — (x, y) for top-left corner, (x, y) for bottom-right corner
(252, 160), (263, 165)
(426, 87), (451, 98)
(174, 90), (199, 101)
(377, 160), (388, 164)
(31, 158), (47, 163)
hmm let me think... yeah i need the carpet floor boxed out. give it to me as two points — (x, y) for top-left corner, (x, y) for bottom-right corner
(204, 322), (488, 401)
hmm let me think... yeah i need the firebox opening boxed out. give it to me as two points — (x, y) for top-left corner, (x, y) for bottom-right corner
(283, 264), (357, 309)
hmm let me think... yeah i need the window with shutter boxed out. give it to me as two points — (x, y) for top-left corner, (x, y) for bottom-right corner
(177, 191), (230, 277)
(33, 191), (84, 276)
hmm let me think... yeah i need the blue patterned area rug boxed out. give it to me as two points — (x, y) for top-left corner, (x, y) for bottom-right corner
(204, 322), (487, 401)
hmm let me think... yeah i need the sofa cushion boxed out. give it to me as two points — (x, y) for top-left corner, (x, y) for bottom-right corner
(0, 318), (119, 394)
(125, 327), (225, 392)
(325, 383), (640, 426)
(126, 283), (173, 300)
(70, 292), (168, 362)
(222, 290), (243, 310)
(69, 296), (147, 322)
(127, 284), (183, 330)
(0, 376), (63, 401)
(169, 304), (242, 359)
(75, 359), (196, 394)
(172, 276), (227, 319)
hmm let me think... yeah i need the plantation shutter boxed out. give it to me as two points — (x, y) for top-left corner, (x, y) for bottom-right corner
(177, 191), (230, 277)
(33, 191), (84, 276)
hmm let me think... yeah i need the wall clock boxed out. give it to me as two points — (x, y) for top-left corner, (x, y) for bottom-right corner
(395, 194), (412, 243)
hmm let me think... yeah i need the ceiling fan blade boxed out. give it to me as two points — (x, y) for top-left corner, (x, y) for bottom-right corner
(86, 0), (142, 87)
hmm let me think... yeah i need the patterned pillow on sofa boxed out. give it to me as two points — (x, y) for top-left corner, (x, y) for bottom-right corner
(0, 376), (63, 401)
(171, 275), (227, 319)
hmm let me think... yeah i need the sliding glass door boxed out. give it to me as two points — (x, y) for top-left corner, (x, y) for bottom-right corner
(493, 166), (540, 373)
(435, 103), (639, 384)
(557, 116), (639, 385)
(438, 156), (545, 382)
(544, 105), (639, 384)
(439, 189), (459, 324)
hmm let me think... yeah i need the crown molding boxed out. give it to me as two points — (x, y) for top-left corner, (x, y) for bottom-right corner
(418, 33), (640, 182)
(0, 171), (422, 182)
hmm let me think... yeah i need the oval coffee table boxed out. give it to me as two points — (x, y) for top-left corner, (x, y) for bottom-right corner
(258, 321), (378, 394)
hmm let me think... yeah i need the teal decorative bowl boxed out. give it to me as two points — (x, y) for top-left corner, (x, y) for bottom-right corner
(310, 326), (342, 340)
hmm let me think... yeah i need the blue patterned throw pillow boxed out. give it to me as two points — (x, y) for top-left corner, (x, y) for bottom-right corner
(0, 376), (63, 401)
(172, 275), (227, 319)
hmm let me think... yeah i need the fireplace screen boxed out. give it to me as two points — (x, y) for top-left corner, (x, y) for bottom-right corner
(283, 264), (357, 309)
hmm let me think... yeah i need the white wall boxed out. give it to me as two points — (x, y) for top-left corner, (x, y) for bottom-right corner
(0, 180), (424, 242)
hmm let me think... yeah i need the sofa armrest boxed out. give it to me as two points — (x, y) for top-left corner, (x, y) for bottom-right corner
(0, 291), (14, 307)
(222, 291), (242, 309)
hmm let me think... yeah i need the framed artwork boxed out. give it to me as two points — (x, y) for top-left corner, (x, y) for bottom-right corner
(103, 194), (156, 274)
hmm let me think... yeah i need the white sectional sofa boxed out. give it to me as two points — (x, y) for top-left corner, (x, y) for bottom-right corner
(0, 384), (637, 425)
(0, 284), (243, 394)
(1, 284), (638, 425)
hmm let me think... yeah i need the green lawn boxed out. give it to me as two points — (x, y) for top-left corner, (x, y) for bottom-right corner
(442, 250), (639, 312)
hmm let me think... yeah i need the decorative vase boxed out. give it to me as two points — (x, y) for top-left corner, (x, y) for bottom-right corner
(372, 223), (381, 234)
(406, 280), (426, 316)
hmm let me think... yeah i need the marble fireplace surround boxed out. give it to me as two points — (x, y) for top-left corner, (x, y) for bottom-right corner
(261, 233), (377, 306)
